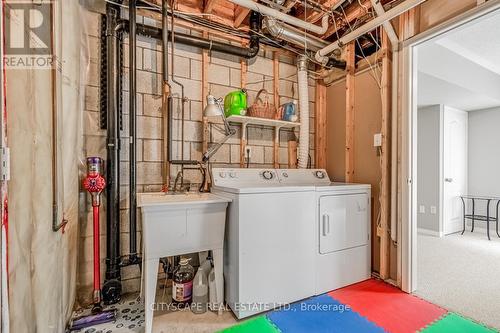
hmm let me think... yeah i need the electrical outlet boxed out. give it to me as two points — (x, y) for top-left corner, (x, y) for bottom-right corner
(419, 205), (426, 214)
(430, 206), (437, 214)
(245, 146), (252, 160)
(373, 133), (382, 147)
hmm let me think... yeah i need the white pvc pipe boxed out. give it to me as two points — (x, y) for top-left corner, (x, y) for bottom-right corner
(371, 0), (399, 47)
(390, 49), (399, 242)
(315, 0), (428, 64)
(297, 56), (309, 169)
(230, 0), (329, 35)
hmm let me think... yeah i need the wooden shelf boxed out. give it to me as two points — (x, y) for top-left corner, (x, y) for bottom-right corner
(226, 115), (300, 129)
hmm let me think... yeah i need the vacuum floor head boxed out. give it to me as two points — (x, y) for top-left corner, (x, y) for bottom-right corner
(68, 309), (117, 331)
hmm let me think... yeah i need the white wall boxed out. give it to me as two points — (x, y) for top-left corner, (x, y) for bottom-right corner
(468, 107), (500, 217)
(417, 105), (443, 234)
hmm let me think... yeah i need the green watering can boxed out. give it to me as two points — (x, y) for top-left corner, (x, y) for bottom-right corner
(224, 89), (247, 118)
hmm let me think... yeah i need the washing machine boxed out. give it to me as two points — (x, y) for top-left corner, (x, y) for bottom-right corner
(211, 168), (317, 319)
(277, 169), (371, 295)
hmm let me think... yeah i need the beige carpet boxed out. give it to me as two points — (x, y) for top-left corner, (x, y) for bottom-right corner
(416, 230), (500, 329)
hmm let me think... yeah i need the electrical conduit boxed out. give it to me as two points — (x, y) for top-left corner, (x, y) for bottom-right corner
(297, 56), (309, 169)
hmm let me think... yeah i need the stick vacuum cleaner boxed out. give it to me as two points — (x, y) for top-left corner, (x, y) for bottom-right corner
(69, 157), (116, 331)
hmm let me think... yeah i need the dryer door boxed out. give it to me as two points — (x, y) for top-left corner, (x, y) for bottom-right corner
(319, 193), (369, 254)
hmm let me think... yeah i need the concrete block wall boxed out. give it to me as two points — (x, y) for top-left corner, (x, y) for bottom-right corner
(78, 10), (317, 304)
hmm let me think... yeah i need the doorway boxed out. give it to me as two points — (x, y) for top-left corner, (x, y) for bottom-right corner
(403, 1), (500, 330)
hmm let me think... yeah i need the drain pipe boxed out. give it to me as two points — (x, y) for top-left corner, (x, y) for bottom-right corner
(134, 21), (261, 59)
(371, 0), (400, 243)
(103, 4), (123, 305)
(297, 56), (309, 169)
(128, 0), (139, 265)
(315, 0), (428, 65)
(162, 0), (172, 187)
(230, 0), (329, 35)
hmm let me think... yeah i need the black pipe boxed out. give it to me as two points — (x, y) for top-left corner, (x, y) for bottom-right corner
(128, 0), (139, 265)
(132, 12), (261, 59)
(102, 4), (123, 305)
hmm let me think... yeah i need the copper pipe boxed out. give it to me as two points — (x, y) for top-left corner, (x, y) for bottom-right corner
(51, 0), (67, 232)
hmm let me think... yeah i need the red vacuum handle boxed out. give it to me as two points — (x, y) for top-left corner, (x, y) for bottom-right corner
(82, 172), (106, 306)
(93, 205), (100, 292)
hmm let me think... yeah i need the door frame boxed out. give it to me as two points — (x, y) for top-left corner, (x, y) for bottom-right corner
(400, 0), (500, 293)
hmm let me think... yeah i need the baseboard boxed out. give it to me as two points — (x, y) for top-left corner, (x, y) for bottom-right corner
(418, 228), (443, 237)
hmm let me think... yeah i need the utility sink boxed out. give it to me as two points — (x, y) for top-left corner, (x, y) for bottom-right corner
(137, 191), (231, 333)
(137, 192), (231, 208)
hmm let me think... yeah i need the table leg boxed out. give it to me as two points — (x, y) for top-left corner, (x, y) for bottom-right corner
(471, 199), (475, 232)
(144, 258), (159, 333)
(461, 197), (466, 235)
(487, 200), (491, 240)
(212, 248), (224, 315)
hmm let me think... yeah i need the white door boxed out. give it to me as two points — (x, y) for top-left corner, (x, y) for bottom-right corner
(443, 107), (467, 235)
(319, 194), (369, 254)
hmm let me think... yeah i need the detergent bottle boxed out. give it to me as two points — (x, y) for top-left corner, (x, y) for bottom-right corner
(282, 100), (298, 122)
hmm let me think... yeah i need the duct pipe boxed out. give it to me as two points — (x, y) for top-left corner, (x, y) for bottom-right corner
(128, 0), (139, 265)
(297, 56), (309, 169)
(370, 0), (399, 243)
(315, 0), (428, 64)
(230, 0), (329, 35)
(264, 16), (328, 52)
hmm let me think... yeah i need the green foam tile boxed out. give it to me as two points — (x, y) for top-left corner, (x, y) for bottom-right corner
(218, 316), (281, 333)
(421, 313), (498, 333)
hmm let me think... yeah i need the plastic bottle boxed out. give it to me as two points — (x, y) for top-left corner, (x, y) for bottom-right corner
(172, 258), (195, 305)
(208, 267), (218, 311)
(191, 267), (209, 314)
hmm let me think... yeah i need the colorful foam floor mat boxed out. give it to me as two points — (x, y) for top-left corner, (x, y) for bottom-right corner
(219, 279), (498, 333)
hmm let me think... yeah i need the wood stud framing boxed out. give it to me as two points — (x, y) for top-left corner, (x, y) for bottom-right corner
(240, 57), (248, 168)
(315, 80), (327, 169)
(204, 0), (218, 13)
(273, 52), (280, 168)
(202, 32), (210, 182)
(345, 42), (356, 182)
(379, 30), (392, 280)
(234, 6), (251, 27)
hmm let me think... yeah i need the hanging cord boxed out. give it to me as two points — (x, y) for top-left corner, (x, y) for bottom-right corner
(339, 5), (381, 88)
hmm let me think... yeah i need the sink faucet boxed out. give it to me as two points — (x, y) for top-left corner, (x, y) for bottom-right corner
(173, 171), (184, 193)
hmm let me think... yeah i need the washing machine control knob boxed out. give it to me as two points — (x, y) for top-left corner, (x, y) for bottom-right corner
(229, 171), (237, 178)
(282, 172), (289, 178)
(262, 170), (274, 180)
(219, 172), (227, 178)
(315, 170), (326, 179)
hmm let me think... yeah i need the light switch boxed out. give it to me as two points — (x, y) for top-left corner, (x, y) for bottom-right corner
(419, 205), (426, 214)
(374, 133), (382, 147)
(430, 206), (437, 214)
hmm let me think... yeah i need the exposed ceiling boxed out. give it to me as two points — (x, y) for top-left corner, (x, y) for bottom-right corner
(417, 9), (500, 111)
(143, 0), (393, 51)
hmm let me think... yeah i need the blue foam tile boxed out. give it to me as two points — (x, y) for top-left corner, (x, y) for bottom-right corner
(266, 294), (387, 333)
